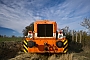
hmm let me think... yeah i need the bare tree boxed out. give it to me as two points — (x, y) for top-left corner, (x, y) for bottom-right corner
(81, 18), (90, 29)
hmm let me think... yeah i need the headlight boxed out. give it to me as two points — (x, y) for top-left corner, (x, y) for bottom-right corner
(28, 41), (36, 48)
(28, 34), (33, 38)
(58, 34), (63, 38)
(28, 35), (32, 37)
(59, 35), (63, 38)
(56, 41), (63, 48)
(28, 31), (33, 38)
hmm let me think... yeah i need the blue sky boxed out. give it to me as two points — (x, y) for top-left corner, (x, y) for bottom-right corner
(0, 0), (90, 36)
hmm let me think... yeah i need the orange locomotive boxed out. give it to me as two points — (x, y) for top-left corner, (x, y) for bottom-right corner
(23, 20), (68, 53)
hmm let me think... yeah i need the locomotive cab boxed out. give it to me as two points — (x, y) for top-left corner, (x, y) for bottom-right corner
(23, 20), (68, 53)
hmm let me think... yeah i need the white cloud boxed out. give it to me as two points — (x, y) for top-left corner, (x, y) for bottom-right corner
(0, 0), (36, 33)
(39, 0), (90, 30)
(0, 0), (90, 34)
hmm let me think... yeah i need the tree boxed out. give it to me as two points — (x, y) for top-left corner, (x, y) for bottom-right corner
(22, 22), (34, 36)
(0, 35), (2, 37)
(81, 18), (90, 29)
(12, 35), (15, 38)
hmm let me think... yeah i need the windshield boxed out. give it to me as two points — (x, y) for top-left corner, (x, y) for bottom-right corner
(37, 24), (53, 37)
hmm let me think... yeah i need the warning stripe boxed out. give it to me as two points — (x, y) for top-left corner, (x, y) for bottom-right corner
(23, 46), (28, 53)
(63, 40), (68, 53)
(23, 40), (28, 53)
(23, 44), (28, 50)
(64, 40), (68, 45)
(64, 49), (68, 53)
(24, 40), (28, 45)
(23, 41), (28, 48)
(64, 43), (68, 49)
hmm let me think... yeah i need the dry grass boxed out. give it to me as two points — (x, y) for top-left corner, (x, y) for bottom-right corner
(8, 52), (90, 60)
(48, 53), (73, 60)
(59, 53), (73, 60)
